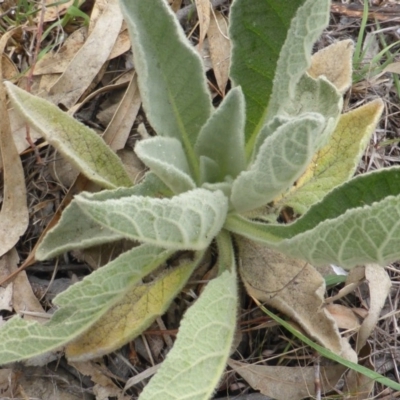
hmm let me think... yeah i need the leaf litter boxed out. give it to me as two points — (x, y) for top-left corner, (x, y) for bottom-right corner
(0, 0), (400, 399)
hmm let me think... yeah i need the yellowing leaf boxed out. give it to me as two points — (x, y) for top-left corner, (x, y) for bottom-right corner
(66, 253), (201, 361)
(0, 244), (173, 365)
(308, 39), (354, 94)
(139, 263), (238, 400)
(277, 99), (384, 214)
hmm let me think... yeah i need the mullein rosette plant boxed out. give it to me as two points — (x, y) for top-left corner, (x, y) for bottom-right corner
(1, 0), (400, 397)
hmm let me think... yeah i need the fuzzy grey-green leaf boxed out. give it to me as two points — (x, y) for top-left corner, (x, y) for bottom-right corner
(139, 248), (237, 400)
(229, 0), (306, 149)
(266, 0), (330, 121)
(36, 173), (172, 260)
(36, 201), (125, 261)
(273, 195), (400, 268)
(231, 113), (325, 212)
(226, 168), (400, 268)
(135, 137), (196, 194)
(0, 245), (172, 364)
(66, 252), (203, 361)
(195, 87), (246, 182)
(5, 82), (132, 189)
(119, 0), (212, 180)
(75, 188), (228, 250)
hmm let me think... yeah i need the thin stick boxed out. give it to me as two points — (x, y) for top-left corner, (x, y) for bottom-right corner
(176, 0), (227, 22)
(25, 0), (47, 164)
(314, 353), (321, 400)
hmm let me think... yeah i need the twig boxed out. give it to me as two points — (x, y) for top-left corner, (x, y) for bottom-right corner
(25, 0), (47, 164)
(331, 1), (400, 22)
(314, 354), (321, 400)
(176, 0), (228, 22)
(216, 394), (274, 400)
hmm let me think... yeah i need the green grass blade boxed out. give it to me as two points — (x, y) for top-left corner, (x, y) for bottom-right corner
(258, 303), (400, 392)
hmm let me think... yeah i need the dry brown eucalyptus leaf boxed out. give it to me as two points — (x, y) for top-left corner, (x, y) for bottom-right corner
(208, 10), (230, 95)
(0, 284), (12, 312)
(170, 0), (183, 13)
(102, 75), (141, 152)
(343, 343), (375, 400)
(228, 359), (346, 400)
(47, 0), (123, 108)
(195, 0), (211, 49)
(308, 39), (354, 93)
(7, 108), (42, 154)
(356, 264), (391, 353)
(117, 148), (144, 183)
(0, 30), (29, 257)
(238, 238), (356, 362)
(10, 254), (45, 319)
(108, 28), (132, 60)
(71, 361), (131, 400)
(34, 28), (87, 76)
(0, 368), (17, 397)
(1, 54), (18, 80)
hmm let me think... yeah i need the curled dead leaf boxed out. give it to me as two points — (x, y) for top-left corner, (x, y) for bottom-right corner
(356, 264), (391, 353)
(238, 238), (356, 362)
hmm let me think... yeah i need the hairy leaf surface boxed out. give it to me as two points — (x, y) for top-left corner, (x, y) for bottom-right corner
(139, 236), (237, 400)
(136, 137), (196, 194)
(75, 188), (228, 250)
(276, 99), (384, 213)
(199, 155), (221, 185)
(227, 167), (400, 238)
(273, 195), (400, 268)
(251, 115), (289, 161)
(308, 39), (354, 94)
(36, 173), (172, 260)
(66, 252), (203, 361)
(266, 0), (330, 121)
(229, 0), (306, 151)
(0, 245), (172, 364)
(5, 82), (132, 189)
(231, 113), (325, 212)
(119, 0), (212, 179)
(254, 75), (342, 160)
(195, 87), (246, 182)
(226, 168), (400, 268)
